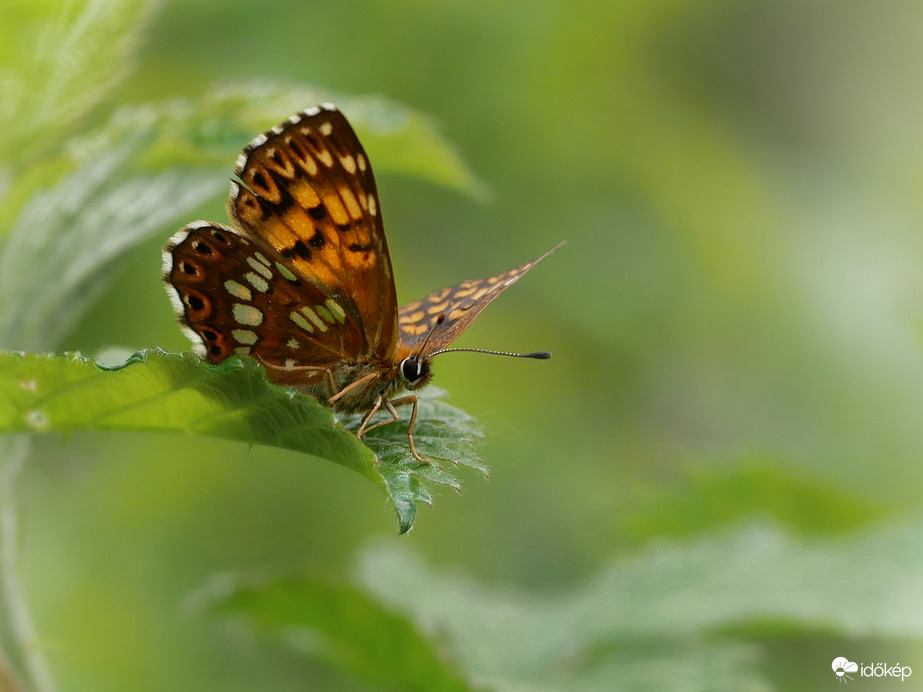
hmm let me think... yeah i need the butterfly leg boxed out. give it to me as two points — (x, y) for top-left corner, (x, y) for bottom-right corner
(328, 371), (380, 405)
(358, 394), (428, 463)
(388, 395), (426, 463)
(254, 358), (339, 396)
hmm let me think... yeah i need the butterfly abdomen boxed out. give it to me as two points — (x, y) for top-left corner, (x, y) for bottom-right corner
(308, 361), (406, 414)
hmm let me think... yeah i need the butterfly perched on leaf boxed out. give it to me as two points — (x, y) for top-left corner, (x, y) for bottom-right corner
(163, 104), (560, 461)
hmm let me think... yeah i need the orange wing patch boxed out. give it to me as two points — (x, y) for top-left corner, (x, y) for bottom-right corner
(229, 105), (396, 360)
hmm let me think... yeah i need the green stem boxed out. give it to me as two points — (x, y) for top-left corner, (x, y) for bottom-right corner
(0, 437), (55, 692)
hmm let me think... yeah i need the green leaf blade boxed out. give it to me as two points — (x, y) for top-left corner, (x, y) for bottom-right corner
(0, 350), (488, 532)
(195, 573), (486, 692)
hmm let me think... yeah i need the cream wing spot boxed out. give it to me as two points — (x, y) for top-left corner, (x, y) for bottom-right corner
(232, 303), (264, 326)
(246, 256), (273, 280)
(300, 306), (328, 332)
(340, 153), (357, 173)
(319, 121), (333, 136)
(315, 147), (334, 167)
(287, 337), (300, 350)
(357, 152), (368, 172)
(367, 193), (378, 216)
(224, 280), (252, 301)
(244, 271), (270, 293)
(324, 299), (346, 323)
(232, 329), (258, 345)
(290, 311), (315, 333)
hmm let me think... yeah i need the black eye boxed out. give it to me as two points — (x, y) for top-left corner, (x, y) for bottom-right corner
(401, 357), (423, 381)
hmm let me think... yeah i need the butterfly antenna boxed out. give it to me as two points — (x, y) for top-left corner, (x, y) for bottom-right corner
(420, 314), (551, 359)
(414, 314), (447, 358)
(428, 347), (551, 359)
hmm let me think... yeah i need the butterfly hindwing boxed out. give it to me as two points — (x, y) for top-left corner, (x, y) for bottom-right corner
(163, 221), (366, 378)
(229, 104), (398, 362)
(397, 242), (563, 355)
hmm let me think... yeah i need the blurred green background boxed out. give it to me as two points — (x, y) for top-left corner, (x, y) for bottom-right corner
(4, 0), (923, 690)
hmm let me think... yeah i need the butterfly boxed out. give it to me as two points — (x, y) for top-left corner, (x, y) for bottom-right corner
(163, 104), (560, 462)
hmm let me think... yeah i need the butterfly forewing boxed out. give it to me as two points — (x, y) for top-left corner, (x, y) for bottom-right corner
(397, 242), (563, 355)
(229, 105), (397, 361)
(164, 221), (365, 381)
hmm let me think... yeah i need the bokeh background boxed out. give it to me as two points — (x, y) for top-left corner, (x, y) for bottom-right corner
(5, 0), (923, 689)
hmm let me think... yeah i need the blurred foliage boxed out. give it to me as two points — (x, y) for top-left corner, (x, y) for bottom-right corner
(195, 572), (484, 692)
(2, 0), (923, 690)
(353, 524), (923, 689)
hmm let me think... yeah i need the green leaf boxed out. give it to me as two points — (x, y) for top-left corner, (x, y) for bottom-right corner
(355, 520), (923, 690)
(0, 349), (487, 533)
(0, 0), (155, 166)
(192, 573), (485, 692)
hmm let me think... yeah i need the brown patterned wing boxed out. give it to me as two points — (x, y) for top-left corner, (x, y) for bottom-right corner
(398, 242), (564, 355)
(229, 104), (398, 362)
(163, 221), (365, 388)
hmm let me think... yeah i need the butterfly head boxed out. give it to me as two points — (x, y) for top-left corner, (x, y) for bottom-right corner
(396, 312), (444, 390)
(398, 354), (433, 390)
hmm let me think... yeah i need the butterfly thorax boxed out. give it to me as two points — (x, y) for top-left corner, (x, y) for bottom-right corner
(281, 354), (433, 415)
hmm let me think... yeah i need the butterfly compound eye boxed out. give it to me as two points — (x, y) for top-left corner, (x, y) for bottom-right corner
(400, 356), (425, 382)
